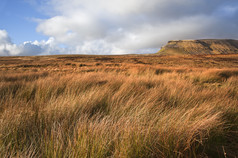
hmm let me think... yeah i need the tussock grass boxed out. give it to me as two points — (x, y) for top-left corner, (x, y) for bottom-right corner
(0, 55), (238, 157)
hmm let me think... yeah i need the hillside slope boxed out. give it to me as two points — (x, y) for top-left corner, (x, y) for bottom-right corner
(158, 39), (238, 55)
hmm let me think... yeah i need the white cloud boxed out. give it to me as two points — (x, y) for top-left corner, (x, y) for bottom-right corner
(0, 29), (62, 56)
(0, 30), (11, 44)
(33, 0), (238, 54)
(2, 0), (238, 55)
(0, 30), (20, 56)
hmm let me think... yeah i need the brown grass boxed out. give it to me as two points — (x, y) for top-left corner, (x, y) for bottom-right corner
(0, 54), (237, 157)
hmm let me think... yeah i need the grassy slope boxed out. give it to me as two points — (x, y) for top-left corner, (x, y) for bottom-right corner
(0, 54), (238, 157)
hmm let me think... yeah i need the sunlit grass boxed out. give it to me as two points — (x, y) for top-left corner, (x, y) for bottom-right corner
(0, 55), (237, 157)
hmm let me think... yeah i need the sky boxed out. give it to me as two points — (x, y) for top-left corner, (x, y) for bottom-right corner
(0, 0), (238, 56)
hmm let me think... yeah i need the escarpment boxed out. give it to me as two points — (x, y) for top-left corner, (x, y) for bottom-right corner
(158, 39), (238, 55)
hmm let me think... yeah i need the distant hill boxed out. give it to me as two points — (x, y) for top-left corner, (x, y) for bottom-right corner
(158, 39), (238, 55)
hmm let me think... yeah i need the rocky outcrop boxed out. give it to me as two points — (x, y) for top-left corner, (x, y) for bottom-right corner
(158, 39), (238, 55)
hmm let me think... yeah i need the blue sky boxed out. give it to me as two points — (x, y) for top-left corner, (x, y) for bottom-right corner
(0, 0), (238, 56)
(0, 0), (48, 44)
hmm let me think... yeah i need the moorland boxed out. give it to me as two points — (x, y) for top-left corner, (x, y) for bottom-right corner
(0, 54), (237, 157)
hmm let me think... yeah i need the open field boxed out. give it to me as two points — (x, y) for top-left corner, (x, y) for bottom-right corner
(0, 54), (238, 157)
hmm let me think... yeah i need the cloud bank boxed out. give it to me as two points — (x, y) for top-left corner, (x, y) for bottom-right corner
(0, 29), (62, 56)
(1, 0), (238, 55)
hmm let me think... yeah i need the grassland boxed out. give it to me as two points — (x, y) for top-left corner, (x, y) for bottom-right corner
(0, 54), (237, 157)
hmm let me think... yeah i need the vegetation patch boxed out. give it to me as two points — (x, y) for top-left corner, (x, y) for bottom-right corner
(0, 54), (237, 157)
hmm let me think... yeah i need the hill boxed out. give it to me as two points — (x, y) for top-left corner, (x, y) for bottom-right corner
(158, 39), (238, 55)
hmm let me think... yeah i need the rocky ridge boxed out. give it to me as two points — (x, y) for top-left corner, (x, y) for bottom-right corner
(158, 39), (238, 55)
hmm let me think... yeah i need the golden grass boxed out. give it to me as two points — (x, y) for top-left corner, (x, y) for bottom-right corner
(0, 54), (237, 157)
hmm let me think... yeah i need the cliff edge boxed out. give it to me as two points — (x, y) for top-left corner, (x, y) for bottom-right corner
(158, 39), (238, 55)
